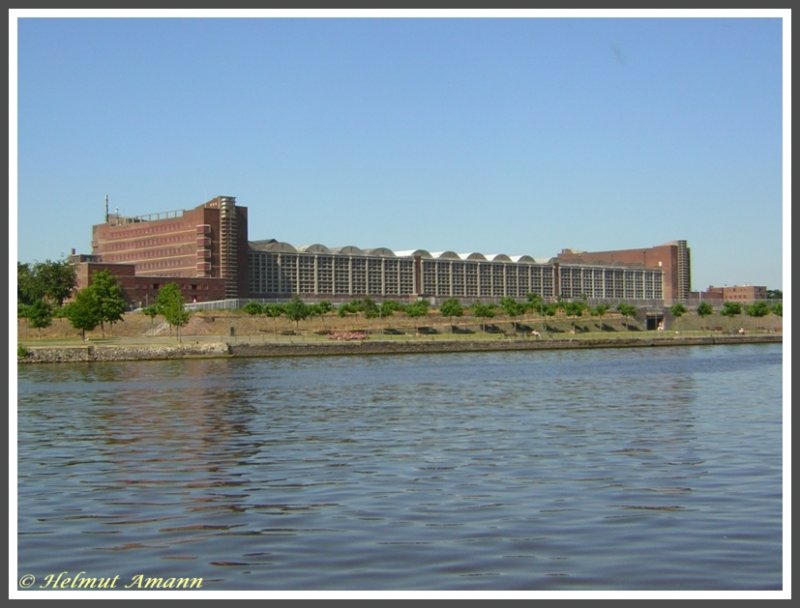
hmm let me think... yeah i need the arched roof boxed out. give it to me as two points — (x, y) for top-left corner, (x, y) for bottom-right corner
(366, 247), (396, 257)
(460, 252), (487, 261)
(395, 249), (432, 258)
(432, 250), (460, 260)
(331, 245), (365, 255)
(298, 243), (331, 254)
(251, 240), (551, 265)
(249, 240), (298, 253)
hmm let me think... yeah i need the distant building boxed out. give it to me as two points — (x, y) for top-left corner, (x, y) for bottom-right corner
(72, 195), (694, 308)
(699, 285), (767, 304)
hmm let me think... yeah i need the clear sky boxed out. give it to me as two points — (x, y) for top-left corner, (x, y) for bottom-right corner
(13, 11), (786, 291)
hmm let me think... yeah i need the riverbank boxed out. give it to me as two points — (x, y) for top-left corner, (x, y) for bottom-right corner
(17, 334), (782, 364)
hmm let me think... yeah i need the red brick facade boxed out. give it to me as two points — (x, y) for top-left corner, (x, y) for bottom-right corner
(556, 240), (691, 305)
(72, 260), (226, 308)
(700, 285), (767, 304)
(88, 196), (248, 301)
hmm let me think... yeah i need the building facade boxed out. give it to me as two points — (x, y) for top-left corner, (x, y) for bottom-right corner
(247, 244), (664, 306)
(92, 196), (249, 299)
(555, 240), (690, 305)
(70, 255), (227, 308)
(81, 195), (689, 308)
(700, 285), (768, 304)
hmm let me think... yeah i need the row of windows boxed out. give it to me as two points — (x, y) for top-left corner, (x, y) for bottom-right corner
(559, 268), (663, 300)
(103, 222), (195, 240)
(419, 260), (555, 298)
(249, 253), (664, 301)
(102, 247), (196, 262)
(250, 253), (415, 296)
(135, 260), (209, 272)
(100, 234), (198, 251)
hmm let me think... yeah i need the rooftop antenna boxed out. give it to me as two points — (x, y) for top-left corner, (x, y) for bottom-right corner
(105, 195), (109, 223)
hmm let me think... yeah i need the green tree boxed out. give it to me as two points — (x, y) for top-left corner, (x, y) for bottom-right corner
(156, 283), (191, 342)
(720, 301), (743, 333)
(263, 303), (285, 334)
(543, 303), (559, 317)
(64, 288), (102, 341)
(142, 305), (159, 327)
(26, 298), (53, 335)
(591, 304), (610, 317)
(766, 289), (782, 300)
(500, 297), (525, 317)
(338, 299), (364, 317)
(696, 301), (714, 332)
(616, 303), (637, 330)
(500, 297), (525, 332)
(34, 259), (77, 307)
(361, 298), (381, 319)
(89, 270), (127, 337)
(771, 302), (782, 317)
(17, 262), (43, 306)
(696, 301), (714, 317)
(307, 302), (334, 329)
(745, 301), (771, 318)
(670, 303), (687, 317)
(720, 301), (742, 318)
(243, 301), (263, 337)
(284, 296), (310, 330)
(563, 300), (588, 333)
(243, 301), (263, 315)
(440, 298), (464, 332)
(471, 302), (496, 332)
(380, 300), (402, 317)
(404, 300), (430, 334)
(527, 294), (549, 333)
(526, 293), (545, 315)
(316, 300), (334, 315)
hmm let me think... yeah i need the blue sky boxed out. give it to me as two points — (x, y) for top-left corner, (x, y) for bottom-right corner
(14, 12), (786, 290)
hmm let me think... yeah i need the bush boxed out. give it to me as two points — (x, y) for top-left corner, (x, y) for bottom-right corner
(242, 301), (263, 315)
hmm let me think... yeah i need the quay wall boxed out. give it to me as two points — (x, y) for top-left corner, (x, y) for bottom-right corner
(18, 335), (781, 364)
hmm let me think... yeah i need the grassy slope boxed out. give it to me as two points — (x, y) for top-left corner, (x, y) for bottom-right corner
(17, 309), (783, 346)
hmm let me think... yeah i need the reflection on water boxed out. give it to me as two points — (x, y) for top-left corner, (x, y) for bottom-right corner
(17, 345), (782, 591)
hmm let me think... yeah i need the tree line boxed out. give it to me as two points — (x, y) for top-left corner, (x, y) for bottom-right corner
(17, 260), (782, 341)
(237, 295), (653, 334)
(18, 260), (192, 341)
(669, 300), (782, 320)
(238, 293), (783, 335)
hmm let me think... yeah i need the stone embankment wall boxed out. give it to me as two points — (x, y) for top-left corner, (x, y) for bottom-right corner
(19, 342), (231, 364)
(18, 335), (781, 364)
(230, 335), (780, 358)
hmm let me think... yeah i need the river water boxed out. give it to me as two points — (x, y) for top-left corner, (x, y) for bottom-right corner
(16, 344), (783, 593)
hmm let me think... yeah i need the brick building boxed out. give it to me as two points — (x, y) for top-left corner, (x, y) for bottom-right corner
(91, 196), (249, 299)
(555, 240), (691, 305)
(700, 285), (767, 304)
(73, 194), (694, 308)
(70, 255), (227, 308)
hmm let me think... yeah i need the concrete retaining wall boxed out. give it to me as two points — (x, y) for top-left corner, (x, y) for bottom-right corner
(18, 335), (781, 364)
(229, 335), (780, 358)
(19, 342), (232, 364)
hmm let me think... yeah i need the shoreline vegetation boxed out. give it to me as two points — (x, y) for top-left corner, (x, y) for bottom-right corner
(17, 309), (782, 364)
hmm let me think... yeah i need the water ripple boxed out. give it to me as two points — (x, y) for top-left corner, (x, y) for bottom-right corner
(17, 345), (783, 591)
